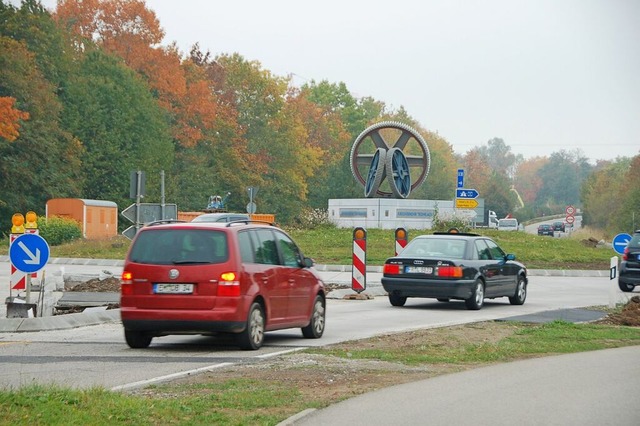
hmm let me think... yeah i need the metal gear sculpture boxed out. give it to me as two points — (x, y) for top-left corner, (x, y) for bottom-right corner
(350, 121), (431, 198)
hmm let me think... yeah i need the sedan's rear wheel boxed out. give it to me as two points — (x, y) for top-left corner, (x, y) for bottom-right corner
(465, 279), (484, 310)
(302, 295), (326, 338)
(388, 293), (407, 307)
(124, 330), (152, 349)
(237, 303), (265, 350)
(509, 276), (527, 305)
(618, 280), (635, 292)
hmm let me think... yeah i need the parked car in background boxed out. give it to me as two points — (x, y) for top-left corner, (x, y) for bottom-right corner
(552, 221), (566, 232)
(191, 212), (250, 223)
(120, 220), (326, 350)
(497, 218), (519, 231)
(619, 230), (640, 292)
(537, 224), (554, 236)
(381, 229), (528, 310)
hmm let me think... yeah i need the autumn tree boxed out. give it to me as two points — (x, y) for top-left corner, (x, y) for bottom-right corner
(302, 80), (384, 202)
(168, 47), (261, 212)
(619, 155), (640, 231)
(0, 35), (82, 226)
(0, 97), (29, 141)
(580, 158), (629, 231)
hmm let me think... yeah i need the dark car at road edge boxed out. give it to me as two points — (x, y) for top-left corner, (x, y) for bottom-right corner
(619, 230), (640, 292)
(381, 230), (528, 310)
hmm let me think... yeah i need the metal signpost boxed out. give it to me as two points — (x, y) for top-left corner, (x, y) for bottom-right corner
(122, 170), (177, 239)
(9, 233), (50, 309)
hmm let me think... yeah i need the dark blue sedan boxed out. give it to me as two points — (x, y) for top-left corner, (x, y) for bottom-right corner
(381, 230), (528, 310)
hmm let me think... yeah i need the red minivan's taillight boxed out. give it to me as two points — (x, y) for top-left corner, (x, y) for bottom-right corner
(383, 264), (401, 275)
(622, 247), (629, 261)
(217, 272), (241, 297)
(121, 271), (133, 295)
(436, 266), (463, 278)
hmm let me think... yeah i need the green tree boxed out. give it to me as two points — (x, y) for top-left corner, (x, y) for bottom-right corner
(0, 0), (74, 88)
(538, 150), (592, 212)
(0, 35), (82, 228)
(476, 137), (523, 180)
(580, 158), (629, 231)
(302, 80), (384, 202)
(61, 49), (173, 208)
(619, 155), (640, 231)
(214, 53), (320, 222)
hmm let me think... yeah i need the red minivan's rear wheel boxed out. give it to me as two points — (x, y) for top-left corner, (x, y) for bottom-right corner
(302, 295), (326, 338)
(124, 329), (152, 349)
(237, 302), (265, 350)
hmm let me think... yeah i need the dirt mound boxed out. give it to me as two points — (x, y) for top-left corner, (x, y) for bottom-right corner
(69, 277), (121, 292)
(600, 296), (640, 327)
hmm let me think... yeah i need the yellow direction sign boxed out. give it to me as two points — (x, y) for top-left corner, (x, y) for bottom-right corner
(455, 199), (478, 209)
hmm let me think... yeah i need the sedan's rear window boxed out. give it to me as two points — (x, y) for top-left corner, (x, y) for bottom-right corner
(401, 238), (467, 258)
(129, 229), (228, 264)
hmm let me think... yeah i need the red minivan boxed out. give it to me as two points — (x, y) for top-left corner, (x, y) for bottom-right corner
(120, 220), (326, 350)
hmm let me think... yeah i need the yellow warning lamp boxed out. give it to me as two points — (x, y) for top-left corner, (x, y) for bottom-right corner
(11, 213), (25, 234)
(25, 211), (38, 229)
(353, 227), (366, 240)
(395, 228), (407, 240)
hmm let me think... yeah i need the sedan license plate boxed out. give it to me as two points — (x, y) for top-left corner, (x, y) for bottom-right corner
(405, 266), (433, 274)
(154, 283), (194, 294)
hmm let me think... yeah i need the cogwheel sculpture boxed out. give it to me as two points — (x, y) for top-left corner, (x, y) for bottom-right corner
(350, 121), (431, 198)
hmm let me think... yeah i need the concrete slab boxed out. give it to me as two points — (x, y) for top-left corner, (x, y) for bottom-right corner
(497, 308), (607, 324)
(56, 292), (120, 307)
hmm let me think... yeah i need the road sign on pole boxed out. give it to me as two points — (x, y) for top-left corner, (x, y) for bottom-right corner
(455, 188), (479, 199)
(9, 233), (50, 274)
(612, 233), (631, 255)
(122, 203), (178, 224)
(455, 199), (479, 209)
(457, 169), (464, 188)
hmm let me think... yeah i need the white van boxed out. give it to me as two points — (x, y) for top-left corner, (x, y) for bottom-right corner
(497, 218), (518, 231)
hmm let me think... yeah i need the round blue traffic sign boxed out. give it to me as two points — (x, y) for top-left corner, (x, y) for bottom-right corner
(9, 233), (50, 273)
(612, 233), (632, 255)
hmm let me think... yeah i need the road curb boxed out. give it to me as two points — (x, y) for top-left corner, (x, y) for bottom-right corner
(0, 309), (120, 333)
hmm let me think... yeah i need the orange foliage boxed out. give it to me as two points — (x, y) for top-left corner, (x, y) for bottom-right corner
(0, 97), (30, 142)
(287, 88), (350, 164)
(462, 149), (492, 194)
(514, 157), (547, 204)
(55, 0), (218, 148)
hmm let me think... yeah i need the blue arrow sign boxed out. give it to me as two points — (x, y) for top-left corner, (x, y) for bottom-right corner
(457, 169), (464, 188)
(612, 233), (631, 255)
(456, 188), (479, 199)
(9, 233), (50, 273)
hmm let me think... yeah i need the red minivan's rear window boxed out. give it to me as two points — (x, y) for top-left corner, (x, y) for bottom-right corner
(129, 229), (229, 265)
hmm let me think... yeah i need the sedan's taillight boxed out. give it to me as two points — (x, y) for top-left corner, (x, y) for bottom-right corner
(436, 266), (463, 278)
(217, 272), (241, 297)
(622, 247), (629, 261)
(121, 271), (133, 295)
(383, 264), (401, 275)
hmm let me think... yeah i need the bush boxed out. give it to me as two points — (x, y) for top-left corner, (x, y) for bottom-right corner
(291, 208), (334, 230)
(38, 216), (83, 246)
(431, 209), (472, 233)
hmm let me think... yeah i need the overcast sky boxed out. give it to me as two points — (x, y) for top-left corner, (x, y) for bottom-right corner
(35, 0), (640, 162)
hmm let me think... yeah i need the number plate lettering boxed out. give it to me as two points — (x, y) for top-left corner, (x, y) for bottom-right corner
(405, 266), (433, 274)
(154, 283), (194, 294)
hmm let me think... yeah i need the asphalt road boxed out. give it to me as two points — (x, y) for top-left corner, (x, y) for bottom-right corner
(293, 345), (640, 426)
(1, 258), (635, 390)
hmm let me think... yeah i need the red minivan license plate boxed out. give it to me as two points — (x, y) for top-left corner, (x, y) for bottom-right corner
(153, 283), (194, 294)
